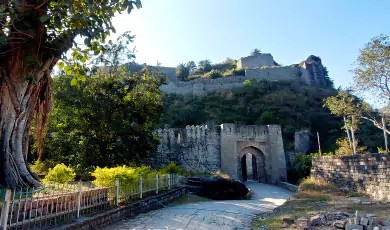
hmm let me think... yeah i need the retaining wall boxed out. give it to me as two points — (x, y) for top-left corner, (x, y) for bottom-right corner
(63, 187), (186, 230)
(311, 153), (390, 200)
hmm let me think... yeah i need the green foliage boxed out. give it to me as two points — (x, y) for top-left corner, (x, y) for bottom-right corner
(353, 34), (390, 103)
(335, 137), (368, 155)
(197, 60), (212, 73)
(324, 90), (369, 130)
(91, 165), (151, 187)
(323, 67), (334, 88)
(43, 164), (76, 184)
(206, 69), (222, 79)
(159, 162), (182, 174)
(1, 0), (142, 83)
(298, 177), (337, 192)
(33, 32), (163, 173)
(223, 68), (245, 77)
(251, 48), (261, 56)
(377, 147), (388, 153)
(39, 71), (162, 172)
(232, 68), (245, 76)
(290, 153), (312, 183)
(30, 160), (56, 175)
(176, 63), (190, 81)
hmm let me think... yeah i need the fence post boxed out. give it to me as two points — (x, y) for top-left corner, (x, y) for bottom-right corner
(139, 176), (143, 199)
(168, 174), (171, 190)
(156, 174), (159, 194)
(115, 179), (119, 207)
(0, 189), (11, 230)
(76, 181), (82, 219)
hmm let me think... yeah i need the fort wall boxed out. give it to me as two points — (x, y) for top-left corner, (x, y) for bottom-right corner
(149, 125), (221, 172)
(159, 66), (305, 96)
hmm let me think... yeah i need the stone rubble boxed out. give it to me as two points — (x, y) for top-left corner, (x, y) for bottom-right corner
(280, 211), (390, 229)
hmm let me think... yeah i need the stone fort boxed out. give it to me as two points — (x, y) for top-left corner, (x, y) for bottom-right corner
(150, 124), (287, 183)
(151, 53), (323, 183)
(159, 54), (328, 96)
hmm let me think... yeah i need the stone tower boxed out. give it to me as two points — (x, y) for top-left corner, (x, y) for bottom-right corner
(301, 55), (327, 86)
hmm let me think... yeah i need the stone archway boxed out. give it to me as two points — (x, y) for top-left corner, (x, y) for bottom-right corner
(238, 147), (266, 183)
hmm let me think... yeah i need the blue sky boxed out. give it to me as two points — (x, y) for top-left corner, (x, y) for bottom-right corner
(111, 0), (390, 89)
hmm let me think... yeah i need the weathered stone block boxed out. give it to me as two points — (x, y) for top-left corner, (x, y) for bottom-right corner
(333, 220), (347, 229)
(346, 224), (364, 230)
(297, 217), (310, 229)
(361, 217), (369, 226)
(310, 214), (323, 226)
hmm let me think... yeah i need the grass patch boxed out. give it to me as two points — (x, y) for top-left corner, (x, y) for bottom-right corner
(298, 177), (337, 192)
(346, 191), (368, 198)
(251, 178), (390, 229)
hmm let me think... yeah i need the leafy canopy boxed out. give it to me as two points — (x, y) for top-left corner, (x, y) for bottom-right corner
(34, 33), (163, 174)
(353, 35), (390, 103)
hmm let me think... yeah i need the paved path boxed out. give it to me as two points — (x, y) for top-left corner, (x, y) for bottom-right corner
(105, 182), (293, 230)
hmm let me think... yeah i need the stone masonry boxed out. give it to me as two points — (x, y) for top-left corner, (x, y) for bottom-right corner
(311, 153), (390, 200)
(159, 55), (328, 96)
(237, 53), (275, 69)
(149, 124), (287, 184)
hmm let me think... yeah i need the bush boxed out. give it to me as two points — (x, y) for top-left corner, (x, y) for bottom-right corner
(30, 160), (56, 175)
(206, 69), (222, 79)
(287, 153), (312, 184)
(298, 177), (337, 192)
(160, 162), (181, 174)
(205, 171), (230, 179)
(43, 164), (76, 184)
(232, 68), (245, 76)
(377, 147), (388, 153)
(90, 165), (151, 187)
(335, 137), (368, 155)
(222, 69), (234, 77)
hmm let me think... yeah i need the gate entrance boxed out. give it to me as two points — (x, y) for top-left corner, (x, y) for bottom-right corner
(239, 147), (266, 182)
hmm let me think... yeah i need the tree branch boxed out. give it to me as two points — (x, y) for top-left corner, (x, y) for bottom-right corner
(361, 115), (390, 135)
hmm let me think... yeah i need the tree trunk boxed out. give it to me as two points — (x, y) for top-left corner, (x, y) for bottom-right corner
(350, 126), (357, 155)
(343, 116), (352, 149)
(0, 55), (54, 188)
(382, 117), (388, 152)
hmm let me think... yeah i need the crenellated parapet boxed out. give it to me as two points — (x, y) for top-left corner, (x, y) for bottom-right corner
(150, 123), (286, 184)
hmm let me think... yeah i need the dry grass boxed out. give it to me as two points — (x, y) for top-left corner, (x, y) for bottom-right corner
(251, 178), (390, 229)
(207, 170), (230, 179)
(298, 177), (337, 192)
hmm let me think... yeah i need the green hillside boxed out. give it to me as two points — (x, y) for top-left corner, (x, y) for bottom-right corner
(161, 80), (343, 151)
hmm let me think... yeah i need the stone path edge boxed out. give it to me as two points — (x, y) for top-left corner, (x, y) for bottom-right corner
(59, 187), (186, 230)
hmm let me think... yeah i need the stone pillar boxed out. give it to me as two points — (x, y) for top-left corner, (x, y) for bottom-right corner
(246, 153), (253, 180)
(295, 131), (311, 154)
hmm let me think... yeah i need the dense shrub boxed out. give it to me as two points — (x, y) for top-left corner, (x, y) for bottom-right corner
(90, 165), (151, 187)
(298, 177), (337, 192)
(30, 160), (56, 175)
(206, 69), (222, 79)
(43, 164), (76, 184)
(159, 162), (182, 174)
(232, 68), (245, 76)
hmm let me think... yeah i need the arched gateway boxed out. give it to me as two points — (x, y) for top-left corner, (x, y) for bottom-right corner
(151, 123), (287, 184)
(239, 147), (266, 182)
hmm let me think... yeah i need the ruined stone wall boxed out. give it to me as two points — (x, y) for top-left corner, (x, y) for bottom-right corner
(149, 125), (221, 172)
(159, 66), (304, 96)
(237, 53), (275, 69)
(245, 66), (302, 80)
(311, 153), (390, 200)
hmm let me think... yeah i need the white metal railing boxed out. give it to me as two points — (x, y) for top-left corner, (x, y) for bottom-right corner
(0, 173), (180, 230)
